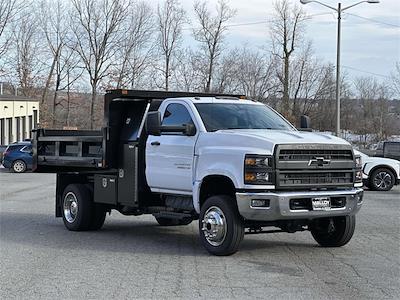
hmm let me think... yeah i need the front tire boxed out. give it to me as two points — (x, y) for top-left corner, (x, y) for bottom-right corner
(199, 195), (244, 256)
(310, 216), (356, 247)
(369, 168), (395, 191)
(12, 160), (27, 173)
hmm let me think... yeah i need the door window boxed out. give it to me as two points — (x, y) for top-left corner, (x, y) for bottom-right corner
(161, 103), (195, 135)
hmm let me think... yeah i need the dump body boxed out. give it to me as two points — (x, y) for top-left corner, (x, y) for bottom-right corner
(33, 129), (104, 172)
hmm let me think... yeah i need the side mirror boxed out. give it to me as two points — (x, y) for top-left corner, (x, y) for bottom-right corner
(299, 115), (312, 131)
(184, 124), (196, 136)
(147, 111), (197, 136)
(146, 111), (161, 136)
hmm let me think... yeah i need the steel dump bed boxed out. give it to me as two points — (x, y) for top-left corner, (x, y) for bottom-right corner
(33, 129), (104, 172)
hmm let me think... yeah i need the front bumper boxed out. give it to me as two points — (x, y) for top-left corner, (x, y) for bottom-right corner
(236, 188), (363, 221)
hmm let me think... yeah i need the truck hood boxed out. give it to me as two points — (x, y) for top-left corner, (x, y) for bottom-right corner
(196, 129), (350, 157)
(215, 129), (349, 145)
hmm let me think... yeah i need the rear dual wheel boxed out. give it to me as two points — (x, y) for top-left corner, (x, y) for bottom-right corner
(62, 184), (106, 231)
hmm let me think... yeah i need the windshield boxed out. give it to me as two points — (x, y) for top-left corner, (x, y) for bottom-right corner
(195, 103), (294, 132)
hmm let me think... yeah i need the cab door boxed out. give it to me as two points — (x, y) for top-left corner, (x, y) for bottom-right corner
(146, 103), (198, 193)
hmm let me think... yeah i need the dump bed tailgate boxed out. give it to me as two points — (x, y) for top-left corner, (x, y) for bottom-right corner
(33, 129), (106, 172)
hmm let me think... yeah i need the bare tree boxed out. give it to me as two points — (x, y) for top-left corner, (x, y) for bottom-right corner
(351, 77), (396, 142)
(69, 0), (128, 129)
(213, 51), (239, 94)
(0, 0), (20, 57)
(156, 0), (185, 91)
(193, 0), (235, 92)
(391, 62), (400, 98)
(11, 10), (45, 97)
(110, 1), (154, 89)
(270, 0), (307, 116)
(353, 76), (381, 144)
(235, 48), (278, 100)
(174, 49), (204, 92)
(39, 0), (68, 107)
(56, 52), (84, 127)
(288, 42), (337, 118)
(40, 0), (83, 127)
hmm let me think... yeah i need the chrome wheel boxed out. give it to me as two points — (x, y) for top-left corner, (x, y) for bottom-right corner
(13, 160), (26, 173)
(201, 206), (227, 246)
(63, 192), (78, 223)
(373, 171), (392, 190)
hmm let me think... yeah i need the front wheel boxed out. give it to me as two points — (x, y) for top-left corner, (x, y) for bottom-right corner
(310, 216), (356, 247)
(199, 195), (244, 256)
(369, 168), (395, 191)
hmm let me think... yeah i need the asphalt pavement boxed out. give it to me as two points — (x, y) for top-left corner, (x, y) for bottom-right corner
(0, 170), (399, 299)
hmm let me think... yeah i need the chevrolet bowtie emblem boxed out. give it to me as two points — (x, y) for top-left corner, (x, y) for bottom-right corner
(308, 157), (331, 167)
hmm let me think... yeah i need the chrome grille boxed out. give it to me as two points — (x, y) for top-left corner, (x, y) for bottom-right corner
(275, 144), (356, 189)
(278, 149), (353, 161)
(279, 171), (353, 187)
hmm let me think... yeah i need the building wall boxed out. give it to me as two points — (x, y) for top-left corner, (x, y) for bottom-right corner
(0, 100), (39, 145)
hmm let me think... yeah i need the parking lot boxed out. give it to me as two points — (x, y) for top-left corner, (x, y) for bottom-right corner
(0, 171), (399, 299)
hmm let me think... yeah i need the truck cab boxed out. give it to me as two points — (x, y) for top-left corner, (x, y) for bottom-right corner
(33, 90), (363, 255)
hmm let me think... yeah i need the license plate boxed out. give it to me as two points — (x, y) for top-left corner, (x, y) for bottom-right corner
(312, 197), (331, 211)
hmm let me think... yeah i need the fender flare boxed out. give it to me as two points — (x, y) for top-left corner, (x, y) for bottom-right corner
(193, 173), (238, 214)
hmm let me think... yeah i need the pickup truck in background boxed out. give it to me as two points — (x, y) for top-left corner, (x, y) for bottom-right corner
(33, 90), (364, 255)
(383, 142), (400, 161)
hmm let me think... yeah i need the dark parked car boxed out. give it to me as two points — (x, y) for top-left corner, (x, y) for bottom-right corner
(384, 142), (400, 161)
(1, 142), (33, 173)
(0, 145), (7, 164)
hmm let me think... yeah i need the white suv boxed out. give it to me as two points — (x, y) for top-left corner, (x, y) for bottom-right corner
(355, 150), (400, 191)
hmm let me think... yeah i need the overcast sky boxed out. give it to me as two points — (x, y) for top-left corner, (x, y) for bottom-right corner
(160, 0), (400, 81)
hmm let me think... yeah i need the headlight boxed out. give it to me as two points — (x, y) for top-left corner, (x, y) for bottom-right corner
(244, 154), (274, 185)
(355, 170), (363, 182)
(354, 155), (362, 183)
(355, 155), (362, 169)
(245, 156), (271, 167)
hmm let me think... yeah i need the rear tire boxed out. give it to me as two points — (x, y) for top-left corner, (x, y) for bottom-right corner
(12, 160), (27, 173)
(369, 168), (395, 191)
(85, 184), (106, 230)
(199, 195), (244, 256)
(89, 207), (106, 230)
(62, 184), (94, 231)
(310, 216), (356, 247)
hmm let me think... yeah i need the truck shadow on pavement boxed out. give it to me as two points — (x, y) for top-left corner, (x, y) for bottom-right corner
(0, 212), (318, 256)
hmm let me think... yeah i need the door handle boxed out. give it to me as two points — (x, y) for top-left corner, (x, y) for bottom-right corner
(151, 141), (160, 146)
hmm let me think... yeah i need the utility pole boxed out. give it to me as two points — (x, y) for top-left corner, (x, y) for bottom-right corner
(336, 2), (341, 136)
(300, 0), (380, 136)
